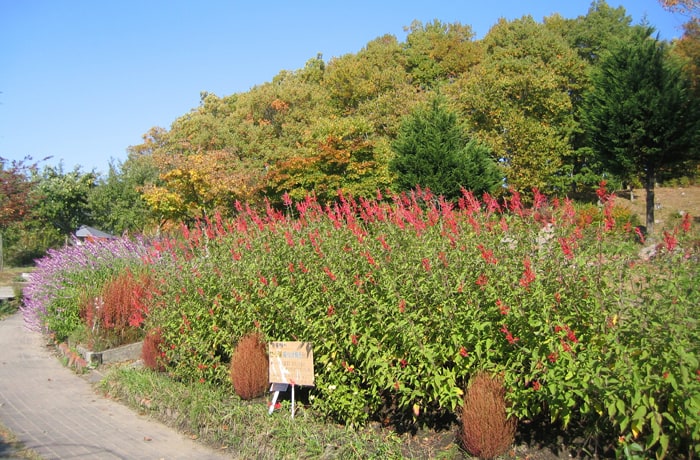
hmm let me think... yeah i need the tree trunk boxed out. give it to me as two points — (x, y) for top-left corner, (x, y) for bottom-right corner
(645, 167), (656, 235)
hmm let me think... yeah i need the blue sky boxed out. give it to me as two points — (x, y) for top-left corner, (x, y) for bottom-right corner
(0, 1), (688, 175)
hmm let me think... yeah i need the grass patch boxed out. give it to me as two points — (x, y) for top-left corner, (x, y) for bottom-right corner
(0, 299), (19, 319)
(98, 366), (462, 459)
(0, 419), (43, 460)
(0, 266), (32, 285)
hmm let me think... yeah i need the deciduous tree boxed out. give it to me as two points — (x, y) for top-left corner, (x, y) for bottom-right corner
(31, 165), (98, 235)
(450, 16), (587, 193)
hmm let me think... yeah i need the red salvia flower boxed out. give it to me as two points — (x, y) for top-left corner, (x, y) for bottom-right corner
(398, 298), (406, 313)
(519, 258), (536, 288)
(477, 244), (498, 265)
(459, 346), (468, 358)
(596, 180), (611, 203)
(663, 230), (678, 252)
(500, 325), (519, 344)
(561, 339), (572, 353)
(558, 237), (574, 260)
(422, 258), (431, 272)
(532, 188), (547, 210)
(323, 266), (337, 281)
(496, 299), (509, 315)
(681, 212), (692, 233)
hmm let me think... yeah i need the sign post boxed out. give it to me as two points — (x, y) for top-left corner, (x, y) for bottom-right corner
(268, 341), (314, 418)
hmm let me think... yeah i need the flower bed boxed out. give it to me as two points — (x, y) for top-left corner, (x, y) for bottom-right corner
(23, 186), (700, 458)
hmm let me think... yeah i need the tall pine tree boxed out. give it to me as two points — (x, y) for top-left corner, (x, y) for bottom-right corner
(583, 27), (700, 233)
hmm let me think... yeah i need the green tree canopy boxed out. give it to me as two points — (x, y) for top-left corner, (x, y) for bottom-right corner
(89, 153), (159, 235)
(450, 16), (587, 193)
(31, 165), (98, 235)
(583, 27), (700, 232)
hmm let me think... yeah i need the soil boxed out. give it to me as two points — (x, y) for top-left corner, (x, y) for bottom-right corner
(613, 185), (700, 232)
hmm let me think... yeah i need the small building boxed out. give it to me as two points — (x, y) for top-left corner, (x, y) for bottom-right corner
(75, 225), (116, 243)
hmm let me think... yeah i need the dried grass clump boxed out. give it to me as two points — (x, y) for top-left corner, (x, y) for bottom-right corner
(230, 332), (269, 400)
(460, 372), (517, 459)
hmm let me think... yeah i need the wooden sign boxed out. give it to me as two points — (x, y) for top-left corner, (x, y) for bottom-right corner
(268, 341), (315, 386)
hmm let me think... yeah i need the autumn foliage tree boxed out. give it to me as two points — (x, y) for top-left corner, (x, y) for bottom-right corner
(120, 1), (699, 224)
(0, 157), (36, 231)
(0, 157), (42, 267)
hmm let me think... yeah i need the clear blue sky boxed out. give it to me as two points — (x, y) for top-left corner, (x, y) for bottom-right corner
(0, 1), (688, 175)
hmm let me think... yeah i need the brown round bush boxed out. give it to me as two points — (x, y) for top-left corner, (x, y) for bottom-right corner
(230, 332), (269, 400)
(141, 328), (166, 372)
(460, 372), (517, 459)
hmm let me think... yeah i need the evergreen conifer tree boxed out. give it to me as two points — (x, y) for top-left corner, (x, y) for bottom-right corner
(390, 97), (501, 199)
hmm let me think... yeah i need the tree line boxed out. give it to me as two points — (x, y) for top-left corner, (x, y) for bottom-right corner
(2, 0), (699, 264)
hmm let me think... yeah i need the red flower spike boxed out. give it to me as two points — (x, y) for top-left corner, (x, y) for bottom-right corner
(496, 299), (510, 315)
(519, 258), (536, 288)
(398, 298), (406, 313)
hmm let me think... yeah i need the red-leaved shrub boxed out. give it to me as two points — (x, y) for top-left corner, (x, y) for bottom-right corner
(230, 332), (269, 400)
(79, 268), (155, 350)
(142, 328), (166, 372)
(460, 372), (517, 459)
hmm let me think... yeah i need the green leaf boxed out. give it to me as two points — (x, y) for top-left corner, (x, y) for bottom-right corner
(632, 405), (647, 421)
(616, 399), (626, 416)
(659, 434), (669, 458)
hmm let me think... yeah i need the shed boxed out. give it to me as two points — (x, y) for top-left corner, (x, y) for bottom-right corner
(75, 225), (116, 242)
